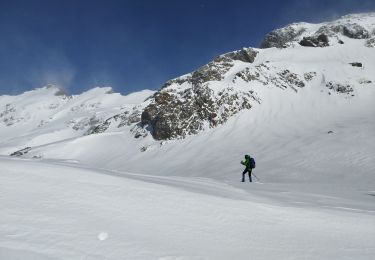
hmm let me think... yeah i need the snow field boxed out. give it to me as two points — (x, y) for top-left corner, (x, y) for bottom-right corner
(1, 157), (374, 260)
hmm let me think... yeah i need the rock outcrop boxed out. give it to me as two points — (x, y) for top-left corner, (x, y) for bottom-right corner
(137, 86), (255, 140)
(131, 48), (260, 140)
(365, 37), (375, 47)
(316, 23), (370, 39)
(260, 26), (306, 48)
(260, 14), (374, 49)
(162, 48), (258, 88)
(87, 48), (260, 140)
(326, 82), (354, 94)
(299, 34), (329, 47)
(10, 147), (32, 156)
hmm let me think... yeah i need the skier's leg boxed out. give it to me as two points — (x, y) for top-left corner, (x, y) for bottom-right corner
(249, 169), (252, 182)
(242, 169), (246, 182)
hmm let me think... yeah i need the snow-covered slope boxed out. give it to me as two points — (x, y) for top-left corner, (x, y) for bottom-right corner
(1, 156), (374, 260)
(0, 85), (154, 155)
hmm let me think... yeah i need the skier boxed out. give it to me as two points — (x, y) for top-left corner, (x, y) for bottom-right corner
(241, 154), (255, 182)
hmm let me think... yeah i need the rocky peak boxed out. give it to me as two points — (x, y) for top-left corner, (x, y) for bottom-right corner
(316, 23), (370, 39)
(136, 48), (259, 140)
(260, 12), (375, 49)
(162, 48), (258, 89)
(86, 13), (374, 142)
(260, 25), (307, 48)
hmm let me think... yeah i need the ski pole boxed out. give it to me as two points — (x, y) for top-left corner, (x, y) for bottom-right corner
(252, 173), (260, 181)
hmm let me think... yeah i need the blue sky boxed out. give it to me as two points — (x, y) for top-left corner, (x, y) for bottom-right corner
(0, 0), (374, 95)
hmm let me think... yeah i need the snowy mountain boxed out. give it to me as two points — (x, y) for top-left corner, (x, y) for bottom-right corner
(261, 12), (375, 48)
(1, 12), (374, 174)
(87, 13), (375, 140)
(1, 13), (375, 260)
(0, 85), (154, 155)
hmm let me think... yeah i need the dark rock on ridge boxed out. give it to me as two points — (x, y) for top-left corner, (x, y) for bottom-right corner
(299, 34), (329, 47)
(260, 26), (306, 48)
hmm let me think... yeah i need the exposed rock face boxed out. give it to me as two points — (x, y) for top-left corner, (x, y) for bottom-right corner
(87, 107), (142, 135)
(316, 23), (370, 39)
(365, 38), (375, 47)
(278, 70), (306, 89)
(326, 82), (354, 94)
(299, 34), (329, 47)
(10, 147), (32, 156)
(223, 48), (258, 63)
(88, 48), (262, 140)
(341, 24), (370, 39)
(358, 78), (372, 84)
(191, 59), (232, 85)
(349, 62), (362, 67)
(135, 54), (317, 140)
(232, 64), (306, 92)
(0, 104), (18, 126)
(260, 26), (305, 48)
(127, 48), (259, 140)
(260, 15), (373, 49)
(304, 72), (317, 81)
(138, 86), (255, 140)
(162, 48), (258, 88)
(69, 116), (101, 131)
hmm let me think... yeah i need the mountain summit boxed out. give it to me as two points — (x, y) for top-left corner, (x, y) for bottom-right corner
(261, 12), (375, 48)
(85, 13), (375, 140)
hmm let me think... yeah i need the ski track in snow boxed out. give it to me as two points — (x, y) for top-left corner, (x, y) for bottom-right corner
(45, 158), (375, 214)
(1, 156), (375, 260)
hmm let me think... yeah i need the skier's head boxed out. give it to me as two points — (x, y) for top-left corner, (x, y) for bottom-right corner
(245, 154), (250, 159)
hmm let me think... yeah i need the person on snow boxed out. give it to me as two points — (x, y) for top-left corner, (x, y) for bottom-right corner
(241, 154), (255, 182)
